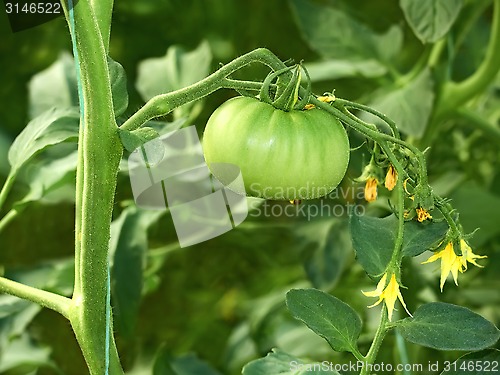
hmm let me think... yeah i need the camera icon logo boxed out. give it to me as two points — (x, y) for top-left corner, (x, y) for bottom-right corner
(128, 126), (248, 247)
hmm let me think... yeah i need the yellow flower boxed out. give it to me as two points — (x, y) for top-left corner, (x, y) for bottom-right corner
(422, 241), (486, 291)
(304, 95), (335, 110)
(364, 178), (378, 202)
(362, 273), (412, 321)
(384, 165), (397, 191)
(318, 95), (335, 103)
(416, 207), (432, 222)
(460, 239), (487, 269)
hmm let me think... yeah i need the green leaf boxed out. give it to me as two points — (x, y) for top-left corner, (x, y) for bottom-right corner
(294, 219), (351, 290)
(119, 127), (160, 152)
(108, 56), (129, 117)
(152, 348), (177, 375)
(286, 289), (361, 353)
(396, 302), (500, 351)
(400, 0), (463, 43)
(223, 323), (258, 374)
(14, 152), (77, 208)
(440, 349), (500, 374)
(28, 52), (78, 119)
(0, 127), (11, 177)
(350, 214), (394, 277)
(274, 322), (333, 360)
(350, 213), (448, 276)
(110, 206), (164, 338)
(362, 68), (434, 138)
(375, 25), (404, 64)
(402, 219), (449, 257)
(5, 258), (75, 297)
(449, 182), (500, 247)
(242, 349), (340, 375)
(7, 108), (79, 174)
(0, 296), (41, 356)
(153, 348), (222, 375)
(290, 0), (402, 64)
(170, 353), (222, 375)
(0, 295), (29, 319)
(305, 60), (387, 81)
(28, 52), (129, 118)
(0, 334), (54, 373)
(136, 40), (212, 121)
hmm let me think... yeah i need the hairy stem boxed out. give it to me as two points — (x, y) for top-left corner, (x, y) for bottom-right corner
(334, 98), (400, 139)
(380, 144), (407, 265)
(62, 0), (123, 373)
(89, 0), (114, 51)
(312, 98), (428, 186)
(361, 305), (389, 375)
(120, 48), (287, 131)
(0, 276), (71, 319)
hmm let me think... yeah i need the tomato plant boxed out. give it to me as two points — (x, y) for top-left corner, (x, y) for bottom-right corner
(0, 0), (499, 374)
(203, 96), (350, 200)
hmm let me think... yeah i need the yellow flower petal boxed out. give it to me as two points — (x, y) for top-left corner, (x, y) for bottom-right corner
(397, 289), (413, 318)
(318, 95), (335, 103)
(362, 273), (411, 321)
(423, 240), (486, 292)
(384, 165), (397, 191)
(367, 298), (383, 309)
(421, 252), (441, 264)
(364, 178), (378, 202)
(362, 273), (387, 297)
(460, 239), (487, 268)
(383, 274), (400, 321)
(416, 207), (432, 222)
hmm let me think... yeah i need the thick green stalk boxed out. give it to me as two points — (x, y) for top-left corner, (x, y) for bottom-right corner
(421, 0), (500, 146)
(89, 0), (114, 52)
(440, 0), (500, 111)
(62, 0), (123, 373)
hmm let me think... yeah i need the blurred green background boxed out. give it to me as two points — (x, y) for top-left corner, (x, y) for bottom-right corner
(0, 0), (499, 374)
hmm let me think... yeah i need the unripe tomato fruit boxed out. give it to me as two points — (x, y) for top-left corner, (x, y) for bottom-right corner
(202, 96), (349, 200)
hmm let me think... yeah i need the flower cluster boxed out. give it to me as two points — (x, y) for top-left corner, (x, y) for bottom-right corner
(422, 240), (487, 291)
(358, 164), (397, 203)
(362, 272), (411, 321)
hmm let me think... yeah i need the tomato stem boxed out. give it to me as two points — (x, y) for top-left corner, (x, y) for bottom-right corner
(120, 48), (287, 131)
(360, 305), (389, 375)
(61, 0), (124, 372)
(0, 170), (17, 213)
(0, 276), (71, 319)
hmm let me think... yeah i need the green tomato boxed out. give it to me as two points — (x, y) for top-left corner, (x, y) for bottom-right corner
(202, 96), (350, 200)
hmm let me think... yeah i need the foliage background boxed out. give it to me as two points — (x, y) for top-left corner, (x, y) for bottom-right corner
(0, 0), (499, 374)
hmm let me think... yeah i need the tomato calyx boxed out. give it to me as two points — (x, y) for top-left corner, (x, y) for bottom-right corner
(259, 63), (312, 112)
